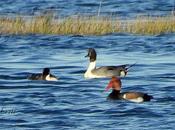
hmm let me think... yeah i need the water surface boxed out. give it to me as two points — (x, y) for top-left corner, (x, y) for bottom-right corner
(0, 0), (175, 129)
(0, 33), (175, 129)
(0, 0), (174, 17)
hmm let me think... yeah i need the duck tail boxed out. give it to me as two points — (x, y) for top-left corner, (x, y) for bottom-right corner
(144, 94), (153, 101)
(126, 62), (137, 71)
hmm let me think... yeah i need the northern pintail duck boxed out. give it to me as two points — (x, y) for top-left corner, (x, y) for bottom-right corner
(84, 48), (134, 79)
(106, 77), (153, 103)
(28, 68), (58, 81)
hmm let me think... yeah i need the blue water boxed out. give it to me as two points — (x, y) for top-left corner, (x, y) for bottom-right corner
(0, 34), (175, 130)
(0, 0), (175, 130)
(0, 0), (174, 17)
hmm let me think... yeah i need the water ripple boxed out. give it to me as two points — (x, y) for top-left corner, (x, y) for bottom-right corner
(0, 33), (175, 129)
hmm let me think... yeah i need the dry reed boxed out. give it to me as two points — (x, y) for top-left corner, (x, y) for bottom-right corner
(0, 14), (175, 35)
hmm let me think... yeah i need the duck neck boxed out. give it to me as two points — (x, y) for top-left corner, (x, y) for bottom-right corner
(108, 89), (121, 100)
(112, 90), (120, 94)
(87, 61), (96, 71)
(43, 74), (49, 80)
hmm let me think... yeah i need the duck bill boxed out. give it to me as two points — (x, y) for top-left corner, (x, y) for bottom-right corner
(85, 54), (88, 57)
(105, 81), (113, 91)
(85, 52), (90, 57)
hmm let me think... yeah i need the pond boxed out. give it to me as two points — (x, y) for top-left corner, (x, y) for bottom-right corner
(0, 33), (175, 129)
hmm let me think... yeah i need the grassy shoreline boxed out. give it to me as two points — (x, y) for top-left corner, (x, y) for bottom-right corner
(0, 14), (175, 35)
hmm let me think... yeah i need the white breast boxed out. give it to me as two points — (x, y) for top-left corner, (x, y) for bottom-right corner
(46, 75), (58, 81)
(84, 61), (98, 79)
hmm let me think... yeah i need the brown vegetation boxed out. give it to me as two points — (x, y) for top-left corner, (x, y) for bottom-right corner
(0, 14), (175, 35)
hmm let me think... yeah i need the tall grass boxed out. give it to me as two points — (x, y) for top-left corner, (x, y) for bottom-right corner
(0, 14), (175, 35)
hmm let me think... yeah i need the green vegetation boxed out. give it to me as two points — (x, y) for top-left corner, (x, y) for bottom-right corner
(0, 14), (175, 35)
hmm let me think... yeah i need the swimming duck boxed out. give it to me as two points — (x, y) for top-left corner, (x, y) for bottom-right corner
(28, 68), (58, 81)
(105, 77), (153, 103)
(84, 48), (134, 79)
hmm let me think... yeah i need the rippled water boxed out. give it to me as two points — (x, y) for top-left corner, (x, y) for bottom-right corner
(1, 0), (175, 130)
(0, 0), (174, 17)
(0, 33), (175, 129)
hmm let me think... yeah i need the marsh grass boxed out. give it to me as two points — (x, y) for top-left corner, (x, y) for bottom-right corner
(0, 14), (175, 35)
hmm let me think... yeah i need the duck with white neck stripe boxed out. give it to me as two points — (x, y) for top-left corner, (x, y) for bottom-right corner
(84, 48), (134, 79)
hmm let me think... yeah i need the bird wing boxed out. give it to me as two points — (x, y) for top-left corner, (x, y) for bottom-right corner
(92, 65), (127, 77)
(121, 92), (145, 99)
(28, 73), (42, 80)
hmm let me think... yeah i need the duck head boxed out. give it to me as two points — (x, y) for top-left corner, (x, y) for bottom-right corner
(85, 48), (96, 62)
(42, 68), (50, 77)
(105, 77), (122, 91)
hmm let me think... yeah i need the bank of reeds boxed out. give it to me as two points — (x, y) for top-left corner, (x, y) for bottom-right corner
(0, 14), (175, 35)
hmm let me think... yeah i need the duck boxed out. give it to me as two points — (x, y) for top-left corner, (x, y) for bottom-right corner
(28, 68), (58, 81)
(105, 77), (153, 103)
(84, 48), (135, 79)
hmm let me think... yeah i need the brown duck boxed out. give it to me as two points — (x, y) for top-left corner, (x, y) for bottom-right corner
(105, 77), (153, 103)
